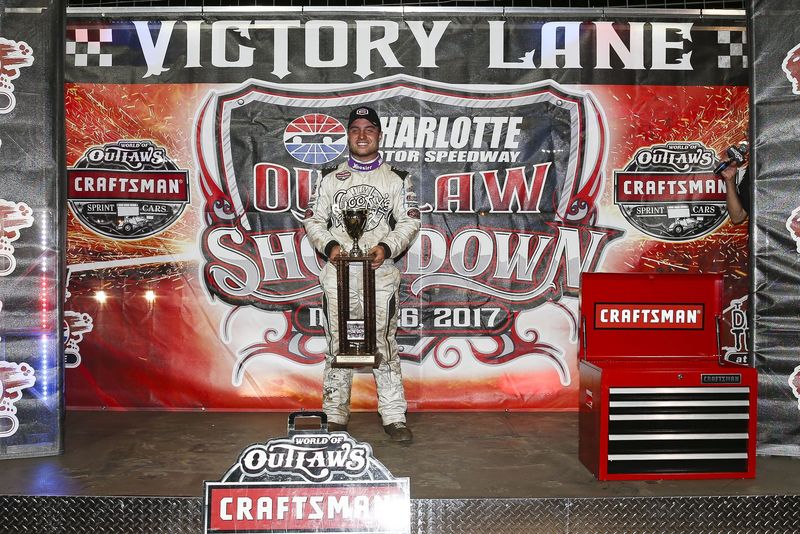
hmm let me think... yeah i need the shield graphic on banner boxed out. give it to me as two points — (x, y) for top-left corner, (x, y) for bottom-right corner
(196, 75), (618, 311)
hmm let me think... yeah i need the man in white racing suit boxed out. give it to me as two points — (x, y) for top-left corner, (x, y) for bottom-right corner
(303, 106), (421, 443)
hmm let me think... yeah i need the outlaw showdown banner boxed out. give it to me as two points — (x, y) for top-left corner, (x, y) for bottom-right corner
(65, 12), (749, 411)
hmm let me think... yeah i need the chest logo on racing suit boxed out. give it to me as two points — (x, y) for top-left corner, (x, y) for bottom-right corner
(333, 185), (390, 232)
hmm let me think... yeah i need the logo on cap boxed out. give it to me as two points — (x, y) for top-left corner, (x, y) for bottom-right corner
(347, 106), (381, 130)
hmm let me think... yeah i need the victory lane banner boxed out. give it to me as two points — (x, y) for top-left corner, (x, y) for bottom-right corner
(64, 12), (749, 411)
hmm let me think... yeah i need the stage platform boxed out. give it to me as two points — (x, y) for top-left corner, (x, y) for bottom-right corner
(2, 411), (800, 532)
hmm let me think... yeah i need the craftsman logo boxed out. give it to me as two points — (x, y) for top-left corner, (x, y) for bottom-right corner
(782, 42), (800, 95)
(205, 413), (410, 534)
(701, 374), (741, 384)
(595, 303), (704, 329)
(616, 173), (725, 203)
(284, 114), (346, 165)
(206, 482), (408, 534)
(615, 142), (728, 241)
(67, 140), (189, 239)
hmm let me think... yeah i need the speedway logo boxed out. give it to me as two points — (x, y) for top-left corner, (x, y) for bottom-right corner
(206, 413), (410, 534)
(284, 113), (346, 164)
(615, 142), (728, 240)
(67, 140), (189, 239)
(380, 115), (524, 165)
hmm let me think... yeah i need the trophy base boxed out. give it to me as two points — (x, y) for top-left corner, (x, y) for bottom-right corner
(333, 353), (379, 368)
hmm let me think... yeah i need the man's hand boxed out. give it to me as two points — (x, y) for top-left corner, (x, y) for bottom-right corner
(720, 162), (739, 183)
(721, 162), (748, 225)
(328, 244), (342, 268)
(367, 245), (386, 269)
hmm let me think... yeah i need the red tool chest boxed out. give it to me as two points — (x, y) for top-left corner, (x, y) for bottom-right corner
(578, 273), (756, 480)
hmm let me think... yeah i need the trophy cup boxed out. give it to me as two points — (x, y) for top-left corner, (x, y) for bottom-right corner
(343, 209), (367, 257)
(333, 208), (378, 368)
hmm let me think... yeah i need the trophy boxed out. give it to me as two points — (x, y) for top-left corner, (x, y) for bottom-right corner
(342, 209), (367, 257)
(333, 208), (378, 368)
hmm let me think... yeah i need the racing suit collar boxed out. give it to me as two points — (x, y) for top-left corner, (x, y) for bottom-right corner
(348, 153), (384, 172)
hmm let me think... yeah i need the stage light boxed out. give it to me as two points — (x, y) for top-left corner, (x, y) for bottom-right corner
(38, 209), (49, 400)
(144, 290), (156, 303)
(94, 290), (108, 303)
(40, 334), (48, 401)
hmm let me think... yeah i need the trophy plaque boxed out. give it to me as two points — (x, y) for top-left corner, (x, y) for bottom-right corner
(333, 208), (378, 368)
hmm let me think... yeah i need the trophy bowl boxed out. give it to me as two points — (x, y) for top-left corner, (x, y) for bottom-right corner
(342, 208), (368, 257)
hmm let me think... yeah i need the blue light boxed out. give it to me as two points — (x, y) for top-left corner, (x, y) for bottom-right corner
(40, 334), (48, 402)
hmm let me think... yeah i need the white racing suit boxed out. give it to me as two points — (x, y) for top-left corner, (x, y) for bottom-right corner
(303, 158), (421, 426)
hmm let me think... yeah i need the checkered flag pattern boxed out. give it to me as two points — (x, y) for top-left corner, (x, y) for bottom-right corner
(718, 29), (748, 69)
(66, 28), (113, 67)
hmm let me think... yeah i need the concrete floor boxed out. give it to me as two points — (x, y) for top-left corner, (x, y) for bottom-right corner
(1, 410), (798, 499)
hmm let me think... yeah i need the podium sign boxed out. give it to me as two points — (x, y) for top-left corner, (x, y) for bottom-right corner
(204, 412), (410, 534)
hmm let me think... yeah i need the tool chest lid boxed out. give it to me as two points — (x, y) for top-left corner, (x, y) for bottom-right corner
(579, 273), (723, 361)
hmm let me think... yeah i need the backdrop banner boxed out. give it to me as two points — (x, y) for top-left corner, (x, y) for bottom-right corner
(0, 1), (64, 459)
(64, 12), (749, 412)
(752, 0), (800, 455)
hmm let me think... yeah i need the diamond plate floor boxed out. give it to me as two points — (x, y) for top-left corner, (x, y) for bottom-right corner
(1, 495), (799, 533)
(1, 411), (799, 533)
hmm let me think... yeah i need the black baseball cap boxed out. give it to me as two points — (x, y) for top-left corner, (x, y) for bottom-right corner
(347, 106), (381, 130)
